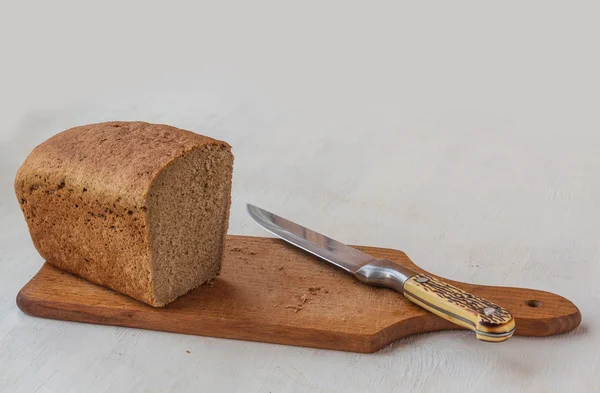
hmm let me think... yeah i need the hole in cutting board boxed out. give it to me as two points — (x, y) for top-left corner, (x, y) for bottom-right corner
(525, 299), (543, 308)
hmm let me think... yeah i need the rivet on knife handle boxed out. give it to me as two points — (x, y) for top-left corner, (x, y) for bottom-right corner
(355, 259), (516, 342)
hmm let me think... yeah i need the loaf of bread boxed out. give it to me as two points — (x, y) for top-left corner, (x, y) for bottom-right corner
(15, 121), (234, 306)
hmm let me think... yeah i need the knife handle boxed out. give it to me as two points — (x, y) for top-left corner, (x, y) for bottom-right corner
(403, 274), (515, 342)
(355, 259), (515, 342)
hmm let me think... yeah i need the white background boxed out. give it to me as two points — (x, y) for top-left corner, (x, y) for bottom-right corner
(1, 1), (598, 392)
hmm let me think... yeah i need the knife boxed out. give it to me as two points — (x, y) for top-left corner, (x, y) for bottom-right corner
(247, 204), (516, 342)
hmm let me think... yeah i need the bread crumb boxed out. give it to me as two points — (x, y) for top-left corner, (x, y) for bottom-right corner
(285, 294), (310, 313)
(230, 247), (243, 252)
(300, 294), (309, 304)
(341, 317), (346, 322)
(248, 251), (257, 255)
(285, 305), (303, 313)
(186, 350), (190, 354)
(324, 289), (329, 294)
(278, 267), (284, 271)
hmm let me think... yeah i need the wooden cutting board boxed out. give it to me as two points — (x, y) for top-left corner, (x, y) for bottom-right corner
(17, 235), (581, 353)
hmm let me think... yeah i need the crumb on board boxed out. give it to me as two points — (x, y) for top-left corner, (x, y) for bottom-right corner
(285, 294), (310, 313)
(229, 247), (258, 256)
(324, 289), (329, 294)
(300, 294), (309, 304)
(278, 266), (284, 271)
(186, 350), (190, 354)
(341, 317), (346, 322)
(285, 305), (303, 313)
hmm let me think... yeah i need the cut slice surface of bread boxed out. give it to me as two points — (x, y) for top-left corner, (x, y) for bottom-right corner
(15, 121), (234, 306)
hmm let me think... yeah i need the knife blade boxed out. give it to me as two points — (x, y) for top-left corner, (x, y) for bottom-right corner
(247, 204), (515, 342)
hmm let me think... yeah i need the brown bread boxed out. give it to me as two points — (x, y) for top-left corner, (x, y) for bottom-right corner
(15, 121), (234, 306)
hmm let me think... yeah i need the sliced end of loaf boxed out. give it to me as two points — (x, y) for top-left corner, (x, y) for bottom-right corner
(146, 143), (233, 306)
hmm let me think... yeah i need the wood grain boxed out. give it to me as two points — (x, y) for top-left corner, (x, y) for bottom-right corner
(17, 235), (581, 353)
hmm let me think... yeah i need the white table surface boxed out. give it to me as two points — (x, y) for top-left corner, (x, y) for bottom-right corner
(1, 2), (598, 392)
